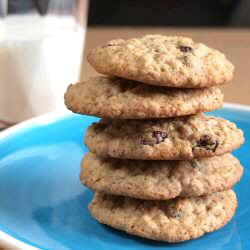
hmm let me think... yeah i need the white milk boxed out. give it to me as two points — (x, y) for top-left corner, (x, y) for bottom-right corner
(0, 14), (85, 123)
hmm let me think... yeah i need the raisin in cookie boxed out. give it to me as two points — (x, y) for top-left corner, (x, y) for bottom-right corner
(65, 76), (223, 119)
(85, 114), (244, 160)
(81, 153), (243, 200)
(87, 35), (234, 88)
(89, 190), (237, 242)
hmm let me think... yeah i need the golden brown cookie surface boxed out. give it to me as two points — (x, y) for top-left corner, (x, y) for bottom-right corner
(89, 190), (237, 242)
(85, 114), (244, 160)
(81, 153), (243, 200)
(88, 35), (234, 88)
(65, 76), (223, 119)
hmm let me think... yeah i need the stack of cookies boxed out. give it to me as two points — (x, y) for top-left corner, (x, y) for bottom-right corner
(64, 35), (245, 242)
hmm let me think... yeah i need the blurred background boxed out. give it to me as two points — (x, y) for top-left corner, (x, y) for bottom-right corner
(1, 0), (250, 129)
(88, 0), (250, 26)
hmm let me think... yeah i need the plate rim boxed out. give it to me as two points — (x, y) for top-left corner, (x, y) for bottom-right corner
(0, 102), (249, 250)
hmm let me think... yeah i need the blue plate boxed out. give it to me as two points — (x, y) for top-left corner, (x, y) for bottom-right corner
(0, 104), (249, 250)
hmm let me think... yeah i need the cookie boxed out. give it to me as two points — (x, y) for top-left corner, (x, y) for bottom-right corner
(85, 114), (244, 160)
(65, 76), (223, 119)
(89, 190), (237, 242)
(87, 35), (234, 88)
(81, 153), (243, 200)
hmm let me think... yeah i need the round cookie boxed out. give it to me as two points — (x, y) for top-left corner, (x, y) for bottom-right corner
(65, 76), (223, 119)
(81, 153), (243, 200)
(87, 35), (234, 88)
(89, 190), (237, 242)
(85, 114), (244, 160)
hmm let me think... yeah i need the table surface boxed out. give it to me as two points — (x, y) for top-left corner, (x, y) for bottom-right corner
(82, 27), (250, 106)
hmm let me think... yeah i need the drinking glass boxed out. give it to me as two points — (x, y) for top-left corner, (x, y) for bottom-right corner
(0, 0), (88, 127)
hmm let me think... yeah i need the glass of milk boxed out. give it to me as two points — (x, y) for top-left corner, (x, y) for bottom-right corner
(0, 0), (88, 127)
